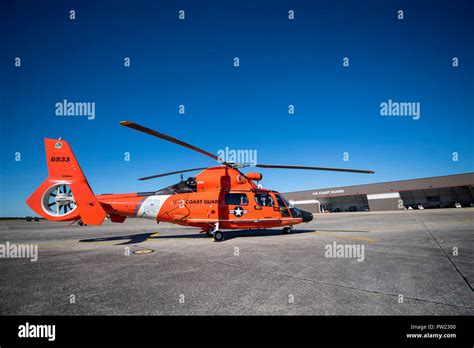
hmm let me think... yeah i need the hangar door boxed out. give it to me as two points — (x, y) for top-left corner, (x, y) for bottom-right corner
(319, 195), (369, 212)
(399, 186), (473, 208)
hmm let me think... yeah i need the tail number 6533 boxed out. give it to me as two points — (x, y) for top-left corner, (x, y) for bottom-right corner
(50, 156), (70, 162)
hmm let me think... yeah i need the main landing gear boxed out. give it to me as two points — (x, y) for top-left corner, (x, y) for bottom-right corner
(283, 226), (293, 234)
(205, 223), (224, 242)
(204, 230), (224, 241)
(213, 230), (224, 242)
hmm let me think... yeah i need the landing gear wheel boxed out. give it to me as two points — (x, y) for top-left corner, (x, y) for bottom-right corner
(283, 227), (292, 234)
(78, 220), (84, 226)
(213, 231), (224, 242)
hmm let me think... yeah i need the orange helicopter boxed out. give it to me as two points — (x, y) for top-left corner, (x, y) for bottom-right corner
(26, 121), (374, 241)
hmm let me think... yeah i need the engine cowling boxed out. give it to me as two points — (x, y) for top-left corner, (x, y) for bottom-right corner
(245, 172), (262, 181)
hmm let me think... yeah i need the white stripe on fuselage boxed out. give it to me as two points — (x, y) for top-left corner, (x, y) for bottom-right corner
(136, 195), (170, 219)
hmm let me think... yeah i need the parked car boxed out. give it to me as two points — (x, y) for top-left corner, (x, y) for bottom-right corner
(454, 202), (462, 208)
(417, 205), (424, 210)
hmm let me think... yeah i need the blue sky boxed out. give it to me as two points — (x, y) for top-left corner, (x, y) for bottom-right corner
(1, 0), (473, 216)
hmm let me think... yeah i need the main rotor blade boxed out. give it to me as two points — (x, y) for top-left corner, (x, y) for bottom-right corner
(138, 167), (208, 181)
(255, 164), (375, 174)
(120, 121), (219, 161)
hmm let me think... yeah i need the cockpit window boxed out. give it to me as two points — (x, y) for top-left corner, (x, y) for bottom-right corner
(225, 193), (249, 206)
(275, 194), (288, 208)
(254, 193), (274, 207)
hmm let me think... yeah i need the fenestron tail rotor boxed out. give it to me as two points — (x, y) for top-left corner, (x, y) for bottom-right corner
(41, 183), (77, 216)
(120, 121), (375, 180)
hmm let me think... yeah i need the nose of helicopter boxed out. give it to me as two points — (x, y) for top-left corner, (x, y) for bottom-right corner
(300, 209), (313, 223)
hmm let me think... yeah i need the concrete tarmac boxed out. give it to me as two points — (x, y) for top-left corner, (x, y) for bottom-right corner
(0, 208), (473, 315)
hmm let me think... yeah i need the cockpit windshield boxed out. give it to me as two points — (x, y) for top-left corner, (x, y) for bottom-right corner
(274, 194), (288, 208)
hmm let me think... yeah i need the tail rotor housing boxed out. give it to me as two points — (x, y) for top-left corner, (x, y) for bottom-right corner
(26, 139), (106, 225)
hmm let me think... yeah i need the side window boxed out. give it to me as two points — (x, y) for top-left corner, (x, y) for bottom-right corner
(254, 193), (274, 207)
(225, 193), (248, 206)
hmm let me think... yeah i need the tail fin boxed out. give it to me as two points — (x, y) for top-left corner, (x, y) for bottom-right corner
(26, 139), (106, 225)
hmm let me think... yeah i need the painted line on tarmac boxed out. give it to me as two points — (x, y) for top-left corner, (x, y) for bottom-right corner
(312, 231), (377, 243)
(145, 232), (160, 242)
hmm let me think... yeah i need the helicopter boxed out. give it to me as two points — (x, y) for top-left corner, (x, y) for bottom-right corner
(26, 121), (374, 241)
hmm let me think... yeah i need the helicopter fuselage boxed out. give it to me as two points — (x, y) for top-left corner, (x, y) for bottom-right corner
(95, 166), (312, 230)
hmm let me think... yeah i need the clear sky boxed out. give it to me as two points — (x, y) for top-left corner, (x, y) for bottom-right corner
(1, 0), (473, 216)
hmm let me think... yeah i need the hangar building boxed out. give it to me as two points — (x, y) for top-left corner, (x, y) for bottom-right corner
(284, 172), (474, 213)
